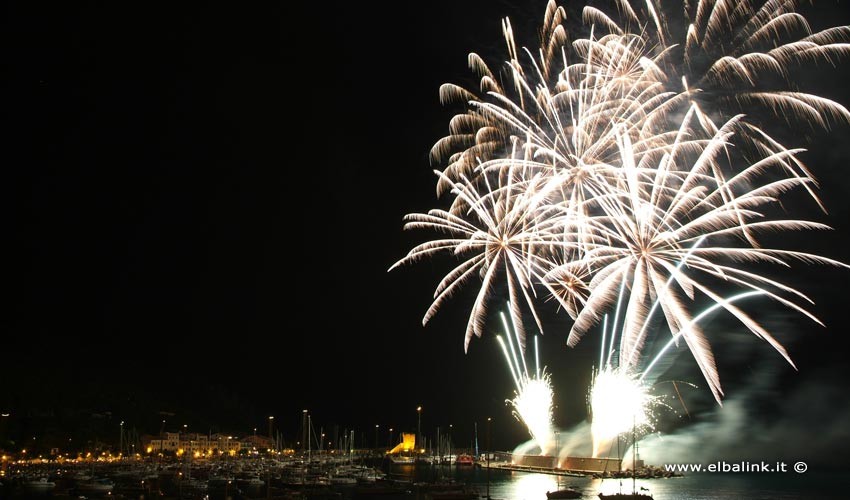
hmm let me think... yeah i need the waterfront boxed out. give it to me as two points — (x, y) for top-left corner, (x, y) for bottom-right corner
(1, 459), (844, 500)
(399, 464), (847, 500)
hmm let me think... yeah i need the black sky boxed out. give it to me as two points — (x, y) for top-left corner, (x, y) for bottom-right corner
(6, 1), (850, 457)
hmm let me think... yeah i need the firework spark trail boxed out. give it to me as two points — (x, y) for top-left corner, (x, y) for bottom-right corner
(560, 111), (848, 401)
(590, 287), (768, 457)
(587, 0), (850, 137)
(639, 290), (767, 383)
(391, 0), (850, 405)
(497, 309), (554, 455)
(388, 165), (575, 351)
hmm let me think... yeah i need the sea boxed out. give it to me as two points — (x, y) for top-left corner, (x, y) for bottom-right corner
(393, 464), (847, 500)
(3, 462), (845, 499)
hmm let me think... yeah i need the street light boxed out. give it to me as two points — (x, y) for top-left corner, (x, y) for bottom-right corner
(416, 406), (422, 452)
(302, 410), (308, 453)
(486, 417), (492, 500)
(0, 413), (7, 447)
(269, 416), (275, 452)
(449, 424), (453, 465)
(374, 425), (380, 453)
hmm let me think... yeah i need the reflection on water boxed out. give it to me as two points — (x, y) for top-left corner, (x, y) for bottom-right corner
(3, 464), (844, 500)
(489, 471), (846, 500)
(501, 473), (560, 499)
(391, 463), (846, 500)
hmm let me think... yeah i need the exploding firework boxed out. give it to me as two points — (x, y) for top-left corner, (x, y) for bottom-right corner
(557, 111), (850, 403)
(585, 0), (850, 139)
(388, 165), (571, 351)
(391, 0), (849, 408)
(497, 309), (555, 455)
(589, 281), (770, 457)
(589, 366), (656, 458)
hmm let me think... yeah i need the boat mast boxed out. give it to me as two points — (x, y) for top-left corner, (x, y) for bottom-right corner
(555, 431), (560, 490)
(632, 415), (636, 495)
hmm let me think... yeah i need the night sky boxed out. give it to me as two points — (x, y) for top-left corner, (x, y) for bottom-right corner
(6, 1), (850, 461)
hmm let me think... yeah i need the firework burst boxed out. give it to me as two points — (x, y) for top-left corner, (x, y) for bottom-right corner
(391, 0), (849, 407)
(585, 0), (850, 136)
(388, 164), (571, 350)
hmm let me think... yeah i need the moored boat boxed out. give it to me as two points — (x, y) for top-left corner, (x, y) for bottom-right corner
(546, 486), (582, 498)
(75, 477), (115, 495)
(388, 454), (416, 465)
(23, 477), (56, 491)
(597, 492), (652, 500)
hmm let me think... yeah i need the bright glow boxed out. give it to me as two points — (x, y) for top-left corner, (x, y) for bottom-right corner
(498, 310), (553, 454)
(509, 374), (555, 455)
(509, 473), (559, 499)
(588, 275), (762, 456)
(589, 367), (657, 457)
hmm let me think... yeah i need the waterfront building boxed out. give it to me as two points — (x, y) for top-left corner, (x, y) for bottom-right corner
(144, 432), (241, 456)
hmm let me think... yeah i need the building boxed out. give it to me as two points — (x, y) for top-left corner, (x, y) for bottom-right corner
(239, 434), (273, 453)
(145, 432), (241, 456)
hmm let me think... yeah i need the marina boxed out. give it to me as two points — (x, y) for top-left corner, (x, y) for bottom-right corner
(0, 450), (632, 500)
(0, 452), (844, 500)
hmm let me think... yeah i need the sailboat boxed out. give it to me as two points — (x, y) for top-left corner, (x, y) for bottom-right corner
(547, 486), (582, 499)
(598, 486), (652, 500)
(598, 423), (652, 500)
(546, 433), (582, 499)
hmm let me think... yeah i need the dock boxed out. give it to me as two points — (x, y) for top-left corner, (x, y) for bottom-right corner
(477, 460), (592, 477)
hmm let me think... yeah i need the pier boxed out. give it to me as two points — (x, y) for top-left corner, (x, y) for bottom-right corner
(479, 460), (590, 477)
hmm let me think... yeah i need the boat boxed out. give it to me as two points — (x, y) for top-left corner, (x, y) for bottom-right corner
(598, 490), (652, 500)
(237, 476), (265, 488)
(547, 487), (582, 498)
(597, 421), (653, 500)
(75, 477), (115, 494)
(455, 453), (474, 466)
(319, 473), (358, 486)
(23, 477), (56, 491)
(388, 454), (416, 465)
(547, 432), (581, 499)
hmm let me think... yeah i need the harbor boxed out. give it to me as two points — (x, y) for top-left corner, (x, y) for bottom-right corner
(2, 448), (842, 500)
(0, 453), (487, 500)
(0, 447), (689, 500)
